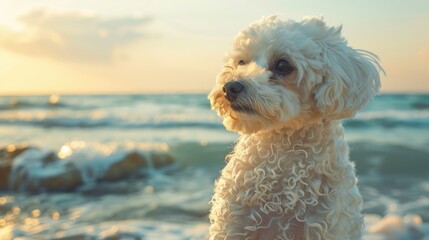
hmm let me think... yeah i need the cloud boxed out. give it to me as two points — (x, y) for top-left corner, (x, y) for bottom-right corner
(0, 9), (151, 62)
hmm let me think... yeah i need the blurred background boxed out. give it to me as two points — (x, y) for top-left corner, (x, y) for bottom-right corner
(0, 1), (428, 239)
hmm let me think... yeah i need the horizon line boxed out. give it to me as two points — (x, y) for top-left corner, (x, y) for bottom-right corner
(1, 90), (428, 97)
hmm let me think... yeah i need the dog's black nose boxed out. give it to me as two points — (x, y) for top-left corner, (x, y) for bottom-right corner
(223, 81), (244, 101)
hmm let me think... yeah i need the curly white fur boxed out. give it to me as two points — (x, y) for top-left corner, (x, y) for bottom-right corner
(208, 16), (383, 240)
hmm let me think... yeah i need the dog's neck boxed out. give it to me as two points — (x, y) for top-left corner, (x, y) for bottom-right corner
(233, 119), (346, 166)
(253, 119), (340, 144)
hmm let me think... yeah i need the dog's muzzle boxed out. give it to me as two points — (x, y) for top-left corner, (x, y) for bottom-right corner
(223, 81), (244, 102)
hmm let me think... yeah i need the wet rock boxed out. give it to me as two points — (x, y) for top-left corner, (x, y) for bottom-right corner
(51, 234), (96, 240)
(37, 163), (83, 191)
(103, 152), (148, 181)
(0, 160), (12, 190)
(0, 145), (30, 160)
(9, 149), (83, 192)
(103, 151), (175, 181)
(51, 231), (143, 240)
(0, 145), (30, 190)
(151, 152), (175, 168)
(3, 147), (176, 192)
(101, 232), (142, 240)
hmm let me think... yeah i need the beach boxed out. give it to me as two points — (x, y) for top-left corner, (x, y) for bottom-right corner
(1, 93), (429, 239)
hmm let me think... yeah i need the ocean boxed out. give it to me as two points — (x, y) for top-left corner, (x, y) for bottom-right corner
(0, 93), (428, 240)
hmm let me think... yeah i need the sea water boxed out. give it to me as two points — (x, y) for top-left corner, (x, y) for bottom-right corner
(0, 93), (428, 239)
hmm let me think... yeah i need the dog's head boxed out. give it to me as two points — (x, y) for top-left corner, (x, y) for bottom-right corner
(208, 16), (383, 134)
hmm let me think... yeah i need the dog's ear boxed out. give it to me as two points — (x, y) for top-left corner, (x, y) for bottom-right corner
(314, 29), (383, 119)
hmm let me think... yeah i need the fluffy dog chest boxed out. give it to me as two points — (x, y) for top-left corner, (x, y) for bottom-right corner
(210, 122), (363, 239)
(223, 125), (332, 210)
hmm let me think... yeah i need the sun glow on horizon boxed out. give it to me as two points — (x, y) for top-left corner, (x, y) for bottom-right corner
(0, 0), (428, 95)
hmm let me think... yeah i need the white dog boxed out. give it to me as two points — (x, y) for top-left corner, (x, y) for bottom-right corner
(208, 16), (382, 240)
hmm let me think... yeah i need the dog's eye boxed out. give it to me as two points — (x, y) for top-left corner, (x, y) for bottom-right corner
(238, 60), (246, 65)
(274, 60), (294, 75)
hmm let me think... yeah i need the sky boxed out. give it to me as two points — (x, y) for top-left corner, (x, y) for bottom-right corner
(0, 0), (428, 95)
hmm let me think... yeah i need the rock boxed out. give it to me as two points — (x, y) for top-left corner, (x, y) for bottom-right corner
(101, 232), (142, 240)
(3, 147), (176, 192)
(51, 233), (96, 240)
(0, 145), (30, 190)
(0, 144), (30, 160)
(0, 160), (12, 190)
(103, 152), (148, 181)
(103, 151), (175, 181)
(9, 149), (82, 192)
(37, 163), (83, 191)
(151, 152), (175, 168)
